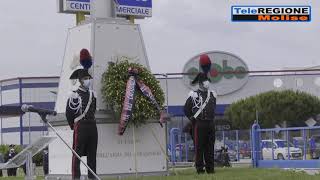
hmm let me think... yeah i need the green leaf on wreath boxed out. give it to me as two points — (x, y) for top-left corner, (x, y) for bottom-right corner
(101, 57), (165, 127)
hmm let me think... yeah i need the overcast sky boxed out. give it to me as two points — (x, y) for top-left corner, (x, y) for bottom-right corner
(0, 0), (318, 79)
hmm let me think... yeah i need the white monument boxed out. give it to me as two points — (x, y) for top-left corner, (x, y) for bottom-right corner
(49, 0), (167, 178)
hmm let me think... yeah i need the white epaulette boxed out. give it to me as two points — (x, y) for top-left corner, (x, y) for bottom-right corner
(188, 91), (198, 98)
(91, 90), (97, 98)
(68, 91), (80, 99)
(211, 90), (217, 98)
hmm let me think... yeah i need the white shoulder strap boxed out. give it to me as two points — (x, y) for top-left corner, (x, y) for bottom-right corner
(188, 91), (198, 98)
(193, 90), (211, 119)
(74, 90), (93, 123)
(211, 90), (217, 98)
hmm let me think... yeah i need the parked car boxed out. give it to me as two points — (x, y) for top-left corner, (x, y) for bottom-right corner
(293, 137), (305, 148)
(261, 139), (302, 160)
(292, 137), (308, 157)
(221, 140), (251, 160)
(239, 141), (251, 159)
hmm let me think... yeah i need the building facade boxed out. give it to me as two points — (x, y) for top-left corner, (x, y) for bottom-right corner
(159, 73), (320, 132)
(0, 77), (59, 145)
(2, 72), (320, 145)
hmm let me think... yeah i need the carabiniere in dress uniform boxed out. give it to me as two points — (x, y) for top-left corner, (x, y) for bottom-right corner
(184, 54), (217, 174)
(66, 49), (98, 180)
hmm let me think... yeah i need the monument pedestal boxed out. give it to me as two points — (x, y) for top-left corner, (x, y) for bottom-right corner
(50, 17), (167, 178)
(54, 19), (151, 113)
(48, 112), (168, 178)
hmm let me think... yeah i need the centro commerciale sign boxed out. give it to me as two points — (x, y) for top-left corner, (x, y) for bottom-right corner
(58, 0), (152, 18)
(182, 51), (249, 95)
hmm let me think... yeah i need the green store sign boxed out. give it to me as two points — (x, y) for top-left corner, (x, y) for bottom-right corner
(187, 60), (247, 83)
(182, 51), (249, 95)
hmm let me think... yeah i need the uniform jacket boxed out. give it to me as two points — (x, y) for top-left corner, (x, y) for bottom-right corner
(184, 89), (217, 122)
(66, 88), (97, 130)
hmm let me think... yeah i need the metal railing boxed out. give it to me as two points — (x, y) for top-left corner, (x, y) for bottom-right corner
(168, 127), (251, 163)
(251, 123), (320, 168)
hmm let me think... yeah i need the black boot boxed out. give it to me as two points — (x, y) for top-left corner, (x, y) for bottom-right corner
(206, 167), (215, 174)
(196, 168), (205, 174)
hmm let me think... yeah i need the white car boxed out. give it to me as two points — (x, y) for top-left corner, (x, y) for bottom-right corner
(261, 139), (302, 160)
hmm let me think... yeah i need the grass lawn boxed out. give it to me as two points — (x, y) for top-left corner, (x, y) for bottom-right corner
(0, 177), (43, 180)
(103, 168), (320, 180)
(1, 168), (320, 180)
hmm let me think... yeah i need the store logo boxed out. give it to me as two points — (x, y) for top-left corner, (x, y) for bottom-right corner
(231, 6), (311, 22)
(186, 60), (247, 83)
(182, 51), (249, 95)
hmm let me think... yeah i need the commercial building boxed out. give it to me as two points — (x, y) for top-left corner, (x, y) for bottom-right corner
(1, 63), (320, 145)
(0, 77), (59, 145)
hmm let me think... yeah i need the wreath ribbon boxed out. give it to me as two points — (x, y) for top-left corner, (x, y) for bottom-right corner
(118, 68), (168, 135)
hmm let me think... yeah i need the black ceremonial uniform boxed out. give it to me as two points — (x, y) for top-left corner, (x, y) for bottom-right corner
(184, 89), (217, 174)
(66, 87), (97, 180)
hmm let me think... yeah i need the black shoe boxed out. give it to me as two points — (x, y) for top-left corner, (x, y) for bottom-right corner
(196, 168), (205, 174)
